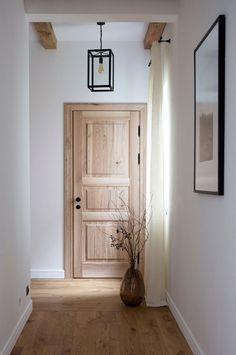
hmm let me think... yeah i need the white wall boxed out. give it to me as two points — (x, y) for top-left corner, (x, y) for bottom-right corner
(167, 0), (236, 354)
(0, 0), (31, 354)
(30, 40), (149, 276)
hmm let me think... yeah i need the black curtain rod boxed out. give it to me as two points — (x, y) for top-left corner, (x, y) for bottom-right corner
(148, 36), (171, 67)
(158, 36), (171, 43)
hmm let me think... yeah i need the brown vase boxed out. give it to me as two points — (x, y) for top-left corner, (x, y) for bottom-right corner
(120, 266), (145, 306)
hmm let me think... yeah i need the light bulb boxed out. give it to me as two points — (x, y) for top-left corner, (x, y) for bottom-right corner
(98, 57), (104, 74)
(98, 63), (104, 74)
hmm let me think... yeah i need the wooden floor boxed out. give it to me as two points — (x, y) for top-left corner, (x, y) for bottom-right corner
(12, 279), (192, 355)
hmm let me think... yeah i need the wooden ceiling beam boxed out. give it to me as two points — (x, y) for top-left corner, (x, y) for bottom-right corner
(34, 22), (57, 49)
(144, 23), (166, 49)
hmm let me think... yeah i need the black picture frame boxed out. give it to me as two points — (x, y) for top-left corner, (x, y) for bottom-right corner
(194, 15), (225, 195)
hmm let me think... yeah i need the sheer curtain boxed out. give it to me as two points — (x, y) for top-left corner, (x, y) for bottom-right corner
(145, 41), (170, 307)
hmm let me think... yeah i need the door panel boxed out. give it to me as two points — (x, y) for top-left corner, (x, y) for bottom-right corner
(73, 109), (140, 278)
(85, 223), (125, 260)
(84, 187), (129, 211)
(86, 120), (129, 176)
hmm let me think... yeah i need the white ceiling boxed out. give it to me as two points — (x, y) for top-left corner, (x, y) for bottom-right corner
(30, 22), (148, 42)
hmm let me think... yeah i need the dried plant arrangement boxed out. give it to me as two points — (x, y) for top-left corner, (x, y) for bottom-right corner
(109, 197), (150, 269)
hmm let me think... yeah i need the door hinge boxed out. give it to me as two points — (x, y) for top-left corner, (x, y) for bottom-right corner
(138, 153), (140, 165)
(138, 125), (140, 137)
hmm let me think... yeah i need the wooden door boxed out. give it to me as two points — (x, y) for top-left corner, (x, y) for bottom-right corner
(64, 104), (146, 278)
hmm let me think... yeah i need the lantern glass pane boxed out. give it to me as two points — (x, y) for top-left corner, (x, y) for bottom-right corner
(88, 54), (93, 87)
(93, 56), (110, 87)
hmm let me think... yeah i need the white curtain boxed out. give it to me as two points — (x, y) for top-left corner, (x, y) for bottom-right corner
(145, 42), (170, 307)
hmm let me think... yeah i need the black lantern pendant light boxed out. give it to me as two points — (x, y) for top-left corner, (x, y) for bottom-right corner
(87, 22), (114, 92)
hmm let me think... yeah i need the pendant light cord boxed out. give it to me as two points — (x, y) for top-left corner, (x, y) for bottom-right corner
(100, 23), (103, 50)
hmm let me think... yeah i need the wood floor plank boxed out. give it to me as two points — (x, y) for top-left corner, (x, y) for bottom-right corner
(154, 307), (192, 355)
(11, 279), (192, 355)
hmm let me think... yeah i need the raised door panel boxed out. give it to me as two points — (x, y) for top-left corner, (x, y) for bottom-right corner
(85, 223), (126, 260)
(85, 121), (129, 176)
(84, 187), (129, 211)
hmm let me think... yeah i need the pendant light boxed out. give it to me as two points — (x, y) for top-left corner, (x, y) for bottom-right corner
(87, 22), (114, 92)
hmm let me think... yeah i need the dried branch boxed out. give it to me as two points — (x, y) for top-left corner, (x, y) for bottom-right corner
(106, 196), (151, 268)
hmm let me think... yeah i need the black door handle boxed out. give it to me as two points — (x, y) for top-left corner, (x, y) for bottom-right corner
(75, 197), (81, 209)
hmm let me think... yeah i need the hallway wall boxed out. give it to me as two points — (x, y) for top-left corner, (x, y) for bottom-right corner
(0, 0), (31, 353)
(167, 0), (236, 354)
(29, 40), (149, 276)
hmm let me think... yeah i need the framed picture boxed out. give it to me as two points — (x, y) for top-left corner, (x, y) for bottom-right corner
(194, 15), (225, 195)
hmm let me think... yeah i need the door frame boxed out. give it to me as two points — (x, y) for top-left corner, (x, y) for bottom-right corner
(64, 103), (147, 278)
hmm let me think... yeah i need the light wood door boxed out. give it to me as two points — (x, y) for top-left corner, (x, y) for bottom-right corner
(73, 109), (140, 277)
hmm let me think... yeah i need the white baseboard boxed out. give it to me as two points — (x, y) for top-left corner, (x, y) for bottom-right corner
(166, 292), (205, 355)
(1, 300), (32, 355)
(31, 269), (65, 279)
(146, 300), (167, 307)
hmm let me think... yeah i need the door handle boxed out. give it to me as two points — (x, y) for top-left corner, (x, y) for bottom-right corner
(75, 197), (81, 209)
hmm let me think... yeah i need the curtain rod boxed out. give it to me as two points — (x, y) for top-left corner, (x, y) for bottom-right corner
(158, 36), (171, 43)
(148, 37), (171, 67)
